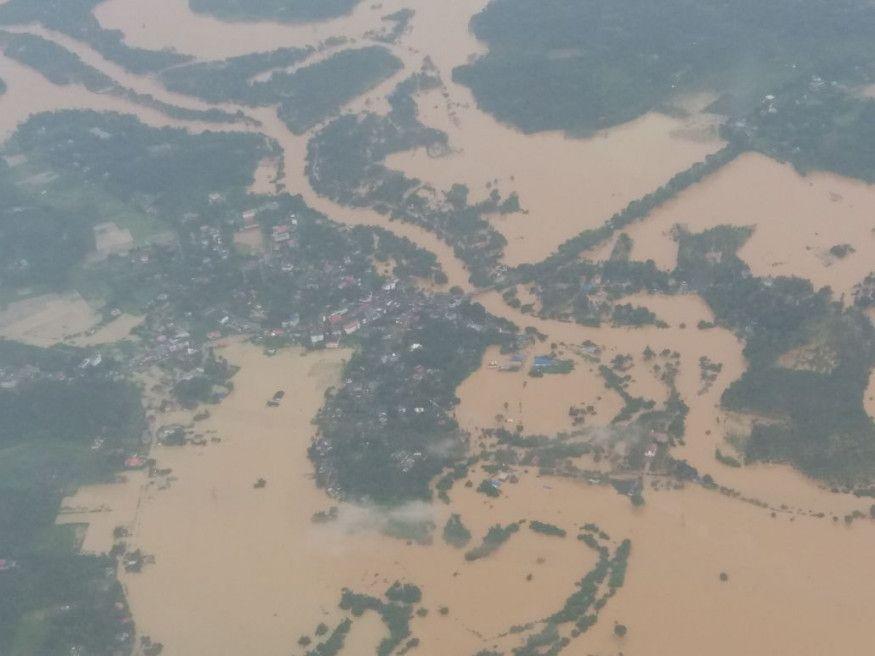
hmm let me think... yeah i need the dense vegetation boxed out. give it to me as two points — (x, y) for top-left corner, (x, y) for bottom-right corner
(189, 0), (361, 23)
(528, 520), (566, 538)
(442, 514), (472, 548)
(0, 107), (467, 653)
(454, 0), (875, 134)
(676, 226), (875, 484)
(161, 45), (402, 133)
(0, 342), (145, 655)
(159, 47), (314, 104)
(464, 522), (519, 561)
(0, 0), (189, 73)
(726, 77), (875, 183)
(0, 168), (94, 289)
(0, 31), (246, 124)
(308, 68), (514, 285)
(7, 110), (270, 210)
(0, 105), (519, 506)
(275, 47), (403, 133)
(0, 110), (270, 291)
(312, 299), (518, 502)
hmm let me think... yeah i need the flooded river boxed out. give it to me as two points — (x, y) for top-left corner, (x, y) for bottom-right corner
(1, 0), (872, 654)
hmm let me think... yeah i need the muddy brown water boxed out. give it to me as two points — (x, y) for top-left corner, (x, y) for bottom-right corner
(2, 2), (872, 653)
(620, 152), (875, 299)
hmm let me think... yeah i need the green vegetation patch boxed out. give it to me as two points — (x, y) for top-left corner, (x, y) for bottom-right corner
(161, 45), (402, 133)
(159, 46), (313, 105)
(189, 0), (361, 23)
(528, 520), (566, 538)
(308, 68), (514, 286)
(312, 300), (517, 502)
(442, 514), (472, 548)
(611, 303), (667, 328)
(464, 522), (520, 561)
(0, 0), (189, 73)
(0, 110), (270, 291)
(338, 588), (414, 656)
(275, 47), (403, 133)
(0, 344), (144, 655)
(676, 225), (875, 485)
(0, 31), (245, 124)
(727, 79), (875, 183)
(454, 0), (875, 134)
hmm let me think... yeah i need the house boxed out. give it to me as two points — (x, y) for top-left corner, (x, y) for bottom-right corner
(79, 353), (103, 369)
(125, 455), (146, 469)
(342, 320), (360, 335)
(328, 309), (348, 325)
(310, 334), (325, 345)
(533, 356), (555, 368)
(271, 225), (291, 243)
(241, 209), (258, 228)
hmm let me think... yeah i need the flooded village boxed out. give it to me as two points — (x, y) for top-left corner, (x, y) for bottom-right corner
(3, 1), (875, 655)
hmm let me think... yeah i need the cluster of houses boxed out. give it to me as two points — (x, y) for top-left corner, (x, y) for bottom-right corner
(0, 355), (105, 390)
(306, 280), (401, 349)
(129, 327), (203, 371)
(310, 292), (524, 498)
(487, 352), (526, 372)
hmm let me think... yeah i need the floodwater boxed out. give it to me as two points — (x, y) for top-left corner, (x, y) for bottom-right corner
(0, 53), (240, 142)
(60, 343), (875, 655)
(0, 287), (141, 346)
(248, 156), (281, 195)
(455, 344), (625, 436)
(466, 474), (875, 656)
(468, 289), (871, 518)
(622, 152), (875, 299)
(0, 1), (871, 654)
(0, 292), (98, 346)
(107, 344), (601, 655)
(71, 313), (143, 346)
(387, 93), (724, 265)
(93, 0), (726, 267)
(94, 0), (386, 59)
